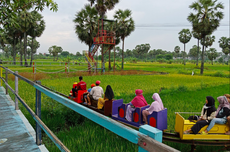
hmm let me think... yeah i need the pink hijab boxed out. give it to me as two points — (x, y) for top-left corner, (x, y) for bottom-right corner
(216, 96), (229, 116)
(131, 89), (148, 107)
(146, 93), (164, 114)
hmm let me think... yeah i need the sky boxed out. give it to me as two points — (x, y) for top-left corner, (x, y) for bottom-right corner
(36, 0), (229, 55)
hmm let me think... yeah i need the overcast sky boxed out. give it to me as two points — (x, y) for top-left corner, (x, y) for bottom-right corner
(36, 0), (229, 55)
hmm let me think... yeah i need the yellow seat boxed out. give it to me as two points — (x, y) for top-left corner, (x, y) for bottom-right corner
(175, 112), (230, 140)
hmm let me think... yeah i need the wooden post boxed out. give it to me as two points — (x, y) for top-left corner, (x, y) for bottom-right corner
(35, 62), (36, 74)
(138, 125), (162, 152)
(36, 81), (42, 145)
(15, 71), (19, 110)
(65, 63), (67, 73)
(33, 62), (34, 74)
(5, 67), (8, 94)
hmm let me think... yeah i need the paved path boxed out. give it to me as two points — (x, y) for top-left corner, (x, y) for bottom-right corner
(0, 86), (47, 152)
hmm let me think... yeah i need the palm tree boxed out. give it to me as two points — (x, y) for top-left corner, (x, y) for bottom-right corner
(174, 46), (180, 59)
(88, 0), (119, 72)
(219, 37), (230, 65)
(73, 4), (99, 51)
(19, 10), (34, 66)
(192, 31), (202, 66)
(187, 0), (224, 74)
(189, 45), (201, 62)
(28, 11), (45, 66)
(2, 26), (20, 65)
(27, 37), (40, 63)
(207, 48), (218, 65)
(88, 0), (119, 19)
(201, 35), (215, 50)
(48, 45), (63, 61)
(114, 9), (135, 69)
(178, 29), (192, 65)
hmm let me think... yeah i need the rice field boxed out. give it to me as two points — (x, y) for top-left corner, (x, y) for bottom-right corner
(4, 62), (230, 152)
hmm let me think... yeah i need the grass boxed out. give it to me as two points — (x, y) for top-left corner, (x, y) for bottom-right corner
(3, 62), (230, 152)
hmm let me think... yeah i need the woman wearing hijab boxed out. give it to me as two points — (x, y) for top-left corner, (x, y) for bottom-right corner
(142, 93), (164, 124)
(201, 94), (230, 135)
(184, 96), (216, 134)
(97, 85), (114, 109)
(125, 89), (148, 122)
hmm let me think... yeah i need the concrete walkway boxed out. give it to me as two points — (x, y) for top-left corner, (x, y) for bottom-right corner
(0, 86), (48, 152)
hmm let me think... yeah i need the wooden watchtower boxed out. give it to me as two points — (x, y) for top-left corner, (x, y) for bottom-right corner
(87, 18), (116, 73)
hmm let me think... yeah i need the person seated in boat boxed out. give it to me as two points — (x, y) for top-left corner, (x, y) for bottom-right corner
(201, 94), (230, 135)
(142, 93), (164, 124)
(72, 76), (87, 97)
(125, 89), (148, 122)
(184, 96), (216, 134)
(89, 80), (104, 106)
(83, 83), (95, 104)
(97, 85), (114, 109)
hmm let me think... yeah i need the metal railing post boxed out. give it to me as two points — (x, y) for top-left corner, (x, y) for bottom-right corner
(15, 71), (19, 110)
(5, 67), (8, 94)
(36, 81), (42, 145)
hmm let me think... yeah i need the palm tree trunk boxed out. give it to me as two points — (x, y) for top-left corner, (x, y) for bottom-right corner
(13, 37), (16, 65)
(183, 43), (186, 65)
(122, 37), (124, 70)
(30, 38), (34, 66)
(196, 39), (199, 66)
(20, 37), (23, 66)
(200, 38), (205, 75)
(24, 32), (28, 66)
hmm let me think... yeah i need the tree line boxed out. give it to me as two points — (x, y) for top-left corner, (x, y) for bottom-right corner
(0, 0), (58, 66)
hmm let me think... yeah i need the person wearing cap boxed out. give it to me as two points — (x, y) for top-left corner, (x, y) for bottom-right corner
(89, 80), (104, 106)
(125, 89), (148, 122)
(83, 83), (95, 104)
(72, 76), (87, 97)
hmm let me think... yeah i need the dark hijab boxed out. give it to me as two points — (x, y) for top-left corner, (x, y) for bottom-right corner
(203, 96), (216, 117)
(105, 85), (114, 100)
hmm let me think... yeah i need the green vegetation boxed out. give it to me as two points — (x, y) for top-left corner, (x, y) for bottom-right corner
(5, 62), (229, 151)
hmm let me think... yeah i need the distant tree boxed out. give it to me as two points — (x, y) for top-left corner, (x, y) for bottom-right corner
(148, 49), (157, 60)
(126, 49), (133, 57)
(48, 45), (63, 61)
(178, 29), (192, 65)
(61, 51), (70, 57)
(200, 35), (215, 52)
(192, 31), (202, 66)
(27, 37), (40, 63)
(207, 48), (218, 65)
(189, 45), (201, 62)
(174, 46), (180, 59)
(114, 9), (135, 69)
(76, 52), (82, 57)
(218, 37), (230, 65)
(218, 57), (224, 64)
(165, 54), (173, 60)
(187, 0), (224, 74)
(134, 44), (150, 60)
